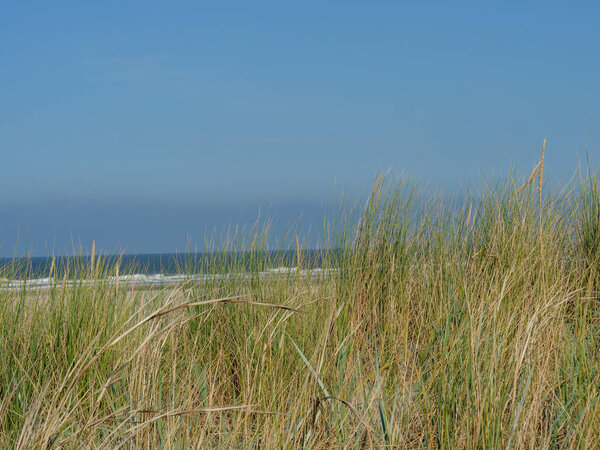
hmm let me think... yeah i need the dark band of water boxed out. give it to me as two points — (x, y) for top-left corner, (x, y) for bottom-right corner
(0, 250), (336, 279)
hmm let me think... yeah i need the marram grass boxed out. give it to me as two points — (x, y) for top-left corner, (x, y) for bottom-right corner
(1, 166), (600, 448)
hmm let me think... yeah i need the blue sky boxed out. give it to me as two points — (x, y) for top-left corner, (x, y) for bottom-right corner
(1, 1), (599, 255)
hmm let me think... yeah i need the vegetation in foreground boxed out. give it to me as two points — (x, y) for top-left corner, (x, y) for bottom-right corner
(1, 153), (600, 448)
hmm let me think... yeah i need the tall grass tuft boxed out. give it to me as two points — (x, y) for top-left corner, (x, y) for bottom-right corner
(1, 157), (600, 447)
(577, 168), (600, 264)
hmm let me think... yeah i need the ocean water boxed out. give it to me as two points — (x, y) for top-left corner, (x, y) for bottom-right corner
(0, 250), (337, 289)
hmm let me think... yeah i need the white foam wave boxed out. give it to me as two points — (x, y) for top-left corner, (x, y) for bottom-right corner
(0, 267), (337, 291)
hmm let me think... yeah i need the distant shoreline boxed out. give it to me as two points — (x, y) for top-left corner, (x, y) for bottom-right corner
(0, 266), (338, 291)
(0, 249), (337, 278)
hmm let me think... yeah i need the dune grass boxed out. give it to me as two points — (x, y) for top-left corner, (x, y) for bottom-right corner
(1, 158), (600, 448)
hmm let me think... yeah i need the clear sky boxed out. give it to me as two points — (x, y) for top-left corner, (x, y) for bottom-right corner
(1, 1), (599, 255)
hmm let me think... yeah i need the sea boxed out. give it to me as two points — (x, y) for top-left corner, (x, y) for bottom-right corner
(0, 250), (337, 290)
